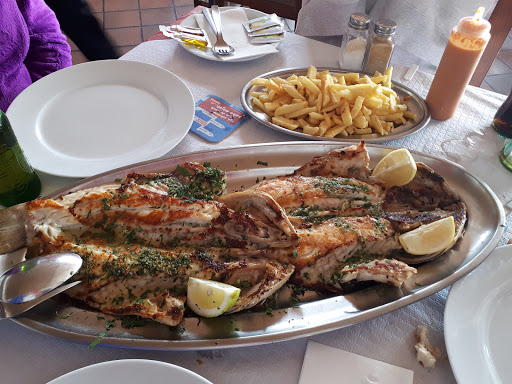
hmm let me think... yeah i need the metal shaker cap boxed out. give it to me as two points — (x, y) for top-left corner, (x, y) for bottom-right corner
(349, 13), (371, 30)
(374, 19), (397, 35)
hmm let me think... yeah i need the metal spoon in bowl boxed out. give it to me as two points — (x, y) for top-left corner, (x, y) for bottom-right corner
(0, 253), (82, 319)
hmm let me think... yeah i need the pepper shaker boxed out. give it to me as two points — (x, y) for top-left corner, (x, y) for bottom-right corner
(363, 19), (397, 75)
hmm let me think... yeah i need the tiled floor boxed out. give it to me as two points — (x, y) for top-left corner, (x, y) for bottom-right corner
(68, 0), (195, 63)
(70, 0), (511, 96)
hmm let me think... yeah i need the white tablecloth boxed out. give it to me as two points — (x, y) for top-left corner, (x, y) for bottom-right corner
(1, 32), (510, 384)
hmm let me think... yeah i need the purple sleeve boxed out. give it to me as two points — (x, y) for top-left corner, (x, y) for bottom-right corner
(17, 0), (72, 82)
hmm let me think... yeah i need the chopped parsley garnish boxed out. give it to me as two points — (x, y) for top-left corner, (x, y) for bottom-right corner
(89, 319), (116, 349)
(55, 311), (73, 319)
(121, 316), (150, 329)
(257, 161), (268, 166)
(234, 279), (251, 289)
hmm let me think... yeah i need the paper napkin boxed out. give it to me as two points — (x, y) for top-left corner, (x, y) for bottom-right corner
(194, 8), (279, 61)
(299, 341), (414, 384)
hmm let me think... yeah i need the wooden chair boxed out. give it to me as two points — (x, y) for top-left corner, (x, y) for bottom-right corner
(470, 0), (512, 87)
(193, 0), (303, 22)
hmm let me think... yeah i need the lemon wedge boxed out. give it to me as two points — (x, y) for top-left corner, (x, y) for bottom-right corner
(187, 277), (240, 318)
(399, 216), (456, 255)
(372, 148), (417, 187)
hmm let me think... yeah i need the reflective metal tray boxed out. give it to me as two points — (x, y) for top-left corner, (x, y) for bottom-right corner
(12, 142), (504, 350)
(240, 67), (431, 143)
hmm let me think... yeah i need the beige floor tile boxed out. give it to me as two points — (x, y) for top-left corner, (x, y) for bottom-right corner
(498, 50), (512, 69)
(93, 12), (103, 27)
(105, 27), (143, 46)
(87, 0), (103, 13)
(173, 0), (195, 6)
(66, 35), (79, 51)
(117, 45), (138, 56)
(140, 0), (173, 9)
(71, 51), (88, 65)
(104, 0), (139, 12)
(175, 5), (194, 18)
(140, 7), (176, 26)
(104, 10), (141, 28)
(142, 25), (161, 40)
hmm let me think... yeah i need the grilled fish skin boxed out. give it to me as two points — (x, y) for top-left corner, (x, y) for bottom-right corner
(25, 183), (296, 251)
(215, 191), (298, 241)
(291, 141), (370, 181)
(247, 175), (384, 218)
(288, 216), (414, 290)
(382, 162), (467, 264)
(124, 162), (227, 201)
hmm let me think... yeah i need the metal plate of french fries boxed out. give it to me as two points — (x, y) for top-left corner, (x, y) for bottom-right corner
(241, 66), (430, 142)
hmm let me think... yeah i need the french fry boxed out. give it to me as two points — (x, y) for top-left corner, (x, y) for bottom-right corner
(299, 76), (321, 95)
(403, 110), (417, 120)
(272, 116), (299, 130)
(284, 106), (317, 119)
(274, 101), (308, 116)
(350, 96), (365, 118)
(283, 84), (306, 101)
(354, 127), (373, 135)
(341, 102), (353, 126)
(303, 125), (320, 135)
(252, 98), (267, 113)
(307, 65), (317, 79)
(251, 78), (269, 86)
(325, 124), (347, 138)
(353, 114), (369, 129)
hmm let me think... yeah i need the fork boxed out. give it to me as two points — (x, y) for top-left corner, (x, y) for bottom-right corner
(209, 5), (234, 56)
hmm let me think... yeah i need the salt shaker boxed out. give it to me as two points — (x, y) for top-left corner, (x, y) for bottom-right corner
(363, 19), (397, 75)
(339, 13), (370, 72)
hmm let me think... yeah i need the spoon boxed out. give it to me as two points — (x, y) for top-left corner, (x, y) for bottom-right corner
(0, 253), (82, 319)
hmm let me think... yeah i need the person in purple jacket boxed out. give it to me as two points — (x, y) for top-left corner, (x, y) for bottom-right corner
(0, 0), (72, 112)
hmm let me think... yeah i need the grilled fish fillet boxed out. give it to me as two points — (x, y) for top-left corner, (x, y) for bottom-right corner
(34, 240), (292, 326)
(7, 163), (297, 325)
(240, 142), (466, 289)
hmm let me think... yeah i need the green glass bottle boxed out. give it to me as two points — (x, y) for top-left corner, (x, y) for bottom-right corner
(0, 110), (41, 207)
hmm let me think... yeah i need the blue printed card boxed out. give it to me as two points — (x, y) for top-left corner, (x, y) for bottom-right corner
(190, 95), (249, 142)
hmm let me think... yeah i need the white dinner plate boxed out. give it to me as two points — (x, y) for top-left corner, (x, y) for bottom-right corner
(445, 244), (512, 384)
(46, 359), (212, 384)
(7, 60), (195, 178)
(180, 7), (282, 62)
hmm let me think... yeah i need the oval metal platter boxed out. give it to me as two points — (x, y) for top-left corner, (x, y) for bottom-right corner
(12, 142), (504, 350)
(240, 67), (431, 143)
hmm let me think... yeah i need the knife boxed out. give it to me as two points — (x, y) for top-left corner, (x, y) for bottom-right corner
(202, 7), (218, 35)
